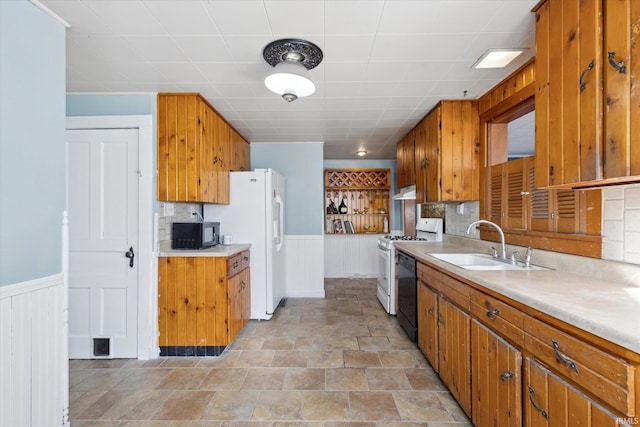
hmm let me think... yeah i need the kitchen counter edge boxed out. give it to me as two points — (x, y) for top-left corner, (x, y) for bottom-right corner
(159, 243), (251, 258)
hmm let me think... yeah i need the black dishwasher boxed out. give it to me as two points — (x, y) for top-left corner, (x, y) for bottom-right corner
(397, 251), (417, 342)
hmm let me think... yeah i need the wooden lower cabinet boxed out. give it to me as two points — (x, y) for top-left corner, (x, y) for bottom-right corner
(414, 257), (638, 427)
(438, 297), (472, 417)
(524, 358), (626, 426)
(228, 267), (250, 341)
(417, 280), (438, 372)
(158, 252), (250, 356)
(471, 319), (522, 427)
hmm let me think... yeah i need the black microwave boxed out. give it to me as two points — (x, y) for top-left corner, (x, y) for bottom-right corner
(171, 222), (219, 249)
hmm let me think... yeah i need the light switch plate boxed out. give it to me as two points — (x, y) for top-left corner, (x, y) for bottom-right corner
(164, 202), (175, 217)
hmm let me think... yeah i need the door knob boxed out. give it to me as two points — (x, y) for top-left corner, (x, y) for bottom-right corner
(125, 247), (135, 268)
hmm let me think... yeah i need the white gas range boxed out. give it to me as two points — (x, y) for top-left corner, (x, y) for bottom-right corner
(376, 218), (443, 314)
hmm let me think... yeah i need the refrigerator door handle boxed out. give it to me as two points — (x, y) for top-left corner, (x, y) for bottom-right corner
(275, 194), (284, 252)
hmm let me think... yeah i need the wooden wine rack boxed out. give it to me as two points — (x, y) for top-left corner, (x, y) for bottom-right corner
(324, 168), (391, 234)
(325, 169), (390, 189)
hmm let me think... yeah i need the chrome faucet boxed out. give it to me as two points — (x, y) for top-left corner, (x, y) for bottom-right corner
(466, 220), (507, 261)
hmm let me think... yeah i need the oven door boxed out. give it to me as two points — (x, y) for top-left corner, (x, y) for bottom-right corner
(376, 243), (392, 314)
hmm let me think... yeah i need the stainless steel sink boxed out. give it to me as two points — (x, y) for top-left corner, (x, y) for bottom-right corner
(427, 252), (551, 271)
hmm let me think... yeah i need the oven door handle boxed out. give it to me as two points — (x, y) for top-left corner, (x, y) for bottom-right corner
(378, 244), (390, 252)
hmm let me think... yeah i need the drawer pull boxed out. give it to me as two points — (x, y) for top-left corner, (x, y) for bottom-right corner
(552, 340), (579, 373)
(528, 385), (549, 420)
(486, 308), (500, 318)
(500, 371), (514, 381)
(233, 261), (239, 268)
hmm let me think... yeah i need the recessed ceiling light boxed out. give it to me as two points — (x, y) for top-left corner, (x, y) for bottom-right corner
(357, 149), (367, 157)
(472, 49), (525, 69)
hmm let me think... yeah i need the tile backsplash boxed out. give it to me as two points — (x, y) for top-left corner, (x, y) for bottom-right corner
(445, 201), (480, 239)
(418, 201), (480, 239)
(158, 202), (201, 243)
(602, 184), (640, 265)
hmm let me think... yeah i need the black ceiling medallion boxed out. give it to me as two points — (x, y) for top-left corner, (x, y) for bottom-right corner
(262, 38), (323, 70)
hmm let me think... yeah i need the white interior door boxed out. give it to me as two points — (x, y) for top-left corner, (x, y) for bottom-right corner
(67, 128), (139, 359)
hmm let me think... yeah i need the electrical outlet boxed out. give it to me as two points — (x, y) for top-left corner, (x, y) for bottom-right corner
(163, 202), (175, 217)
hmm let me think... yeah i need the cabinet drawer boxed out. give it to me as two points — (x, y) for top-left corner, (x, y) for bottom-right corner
(418, 262), (470, 310)
(470, 290), (524, 348)
(524, 316), (636, 416)
(227, 253), (242, 277)
(240, 250), (250, 270)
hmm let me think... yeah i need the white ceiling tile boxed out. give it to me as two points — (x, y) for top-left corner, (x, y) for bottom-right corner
(224, 36), (275, 63)
(155, 64), (208, 83)
(204, 1), (271, 36)
(66, 36), (141, 64)
(363, 62), (409, 82)
(264, 1), (324, 37)
(197, 63), (261, 83)
(324, 36), (375, 62)
(370, 34), (474, 62)
(172, 37), (235, 63)
(124, 36), (189, 62)
(323, 63), (369, 83)
(112, 63), (172, 83)
(83, 0), (167, 36)
(324, 0), (384, 35)
(142, 1), (219, 36)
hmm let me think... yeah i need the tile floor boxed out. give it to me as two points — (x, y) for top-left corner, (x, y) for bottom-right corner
(69, 278), (472, 426)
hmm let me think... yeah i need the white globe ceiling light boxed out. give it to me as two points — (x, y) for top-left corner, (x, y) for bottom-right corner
(263, 39), (323, 103)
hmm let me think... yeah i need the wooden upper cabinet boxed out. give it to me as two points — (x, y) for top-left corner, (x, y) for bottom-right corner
(415, 100), (480, 202)
(230, 127), (250, 172)
(414, 118), (428, 203)
(396, 130), (415, 188)
(212, 112), (230, 204)
(157, 93), (238, 204)
(534, 0), (640, 188)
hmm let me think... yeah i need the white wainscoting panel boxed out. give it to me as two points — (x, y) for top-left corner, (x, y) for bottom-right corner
(324, 234), (381, 278)
(0, 274), (66, 427)
(283, 235), (325, 298)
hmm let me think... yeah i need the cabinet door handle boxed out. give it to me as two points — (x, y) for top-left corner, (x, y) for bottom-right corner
(608, 51), (627, 74)
(500, 371), (514, 381)
(579, 60), (594, 92)
(528, 385), (549, 420)
(428, 306), (435, 315)
(552, 340), (579, 373)
(486, 309), (500, 318)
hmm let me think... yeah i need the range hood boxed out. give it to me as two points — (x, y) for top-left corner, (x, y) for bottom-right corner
(393, 185), (416, 200)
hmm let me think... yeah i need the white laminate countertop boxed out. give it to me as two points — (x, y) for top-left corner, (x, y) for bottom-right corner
(393, 239), (640, 355)
(158, 243), (251, 258)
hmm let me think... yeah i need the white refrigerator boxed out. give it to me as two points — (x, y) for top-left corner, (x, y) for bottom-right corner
(203, 168), (285, 320)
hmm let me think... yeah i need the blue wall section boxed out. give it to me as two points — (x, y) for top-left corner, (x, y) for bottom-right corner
(251, 143), (324, 235)
(323, 159), (401, 231)
(0, 1), (66, 286)
(67, 94), (157, 119)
